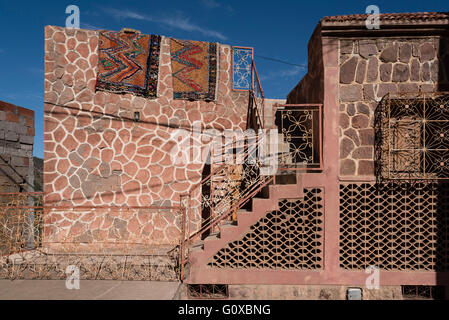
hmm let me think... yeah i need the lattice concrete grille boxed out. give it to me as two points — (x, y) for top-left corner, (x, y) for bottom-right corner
(208, 188), (324, 269)
(339, 183), (449, 271)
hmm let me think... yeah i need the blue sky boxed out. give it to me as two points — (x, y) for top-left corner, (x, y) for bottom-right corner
(0, 0), (448, 159)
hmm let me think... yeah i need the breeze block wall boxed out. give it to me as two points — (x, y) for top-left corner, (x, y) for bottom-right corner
(43, 26), (249, 250)
(338, 37), (449, 177)
(0, 101), (35, 194)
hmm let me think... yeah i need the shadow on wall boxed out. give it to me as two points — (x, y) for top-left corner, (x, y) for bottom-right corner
(436, 36), (449, 293)
(0, 155), (34, 193)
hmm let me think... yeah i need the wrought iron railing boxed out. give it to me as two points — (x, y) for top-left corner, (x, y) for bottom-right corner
(177, 48), (271, 280)
(375, 92), (449, 181)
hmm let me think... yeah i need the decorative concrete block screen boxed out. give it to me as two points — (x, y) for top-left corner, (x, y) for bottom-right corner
(208, 188), (324, 269)
(43, 26), (249, 249)
(339, 183), (449, 271)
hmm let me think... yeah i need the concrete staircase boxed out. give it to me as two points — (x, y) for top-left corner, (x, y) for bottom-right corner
(185, 181), (306, 283)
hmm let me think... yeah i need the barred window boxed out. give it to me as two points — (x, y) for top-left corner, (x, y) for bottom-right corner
(375, 92), (449, 181)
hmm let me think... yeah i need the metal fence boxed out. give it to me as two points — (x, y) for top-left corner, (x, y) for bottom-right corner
(0, 192), (182, 280)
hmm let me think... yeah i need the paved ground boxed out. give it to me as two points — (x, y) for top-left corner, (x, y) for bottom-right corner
(0, 280), (181, 300)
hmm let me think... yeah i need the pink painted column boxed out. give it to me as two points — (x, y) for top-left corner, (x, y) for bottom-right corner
(321, 36), (341, 280)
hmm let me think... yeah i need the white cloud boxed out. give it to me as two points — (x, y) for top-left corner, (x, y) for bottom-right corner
(201, 0), (220, 8)
(104, 8), (227, 41)
(81, 22), (102, 30)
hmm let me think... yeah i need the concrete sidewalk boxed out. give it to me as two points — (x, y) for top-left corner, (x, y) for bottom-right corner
(0, 280), (181, 300)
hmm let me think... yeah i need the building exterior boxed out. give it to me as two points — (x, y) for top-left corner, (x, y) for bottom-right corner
(39, 12), (449, 298)
(184, 12), (449, 299)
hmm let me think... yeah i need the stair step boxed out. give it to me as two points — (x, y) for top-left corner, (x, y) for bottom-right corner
(221, 220), (237, 228)
(204, 232), (220, 242)
(189, 244), (204, 252)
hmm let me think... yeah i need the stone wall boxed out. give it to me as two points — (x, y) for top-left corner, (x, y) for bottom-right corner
(44, 26), (249, 248)
(0, 101), (35, 193)
(177, 284), (404, 300)
(338, 37), (449, 177)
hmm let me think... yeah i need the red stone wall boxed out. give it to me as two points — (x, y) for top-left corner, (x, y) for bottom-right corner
(338, 37), (447, 177)
(43, 26), (249, 249)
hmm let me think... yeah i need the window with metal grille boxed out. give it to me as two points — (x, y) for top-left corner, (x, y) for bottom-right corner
(274, 104), (323, 171)
(402, 285), (445, 300)
(375, 92), (449, 181)
(187, 284), (229, 299)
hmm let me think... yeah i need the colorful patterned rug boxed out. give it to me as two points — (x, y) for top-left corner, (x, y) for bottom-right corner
(170, 39), (218, 101)
(96, 30), (161, 98)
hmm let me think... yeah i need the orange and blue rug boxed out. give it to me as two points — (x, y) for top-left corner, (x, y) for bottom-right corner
(170, 38), (218, 101)
(96, 30), (161, 98)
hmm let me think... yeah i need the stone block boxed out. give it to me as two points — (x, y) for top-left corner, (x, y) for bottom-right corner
(340, 159), (356, 175)
(355, 60), (367, 83)
(421, 62), (430, 81)
(392, 64), (410, 82)
(380, 44), (398, 63)
(340, 40), (353, 54)
(410, 59), (420, 81)
(347, 103), (356, 116)
(399, 43), (412, 63)
(380, 63), (392, 82)
(359, 128), (374, 145)
(340, 113), (349, 129)
(363, 84), (375, 101)
(344, 128), (360, 146)
(419, 43), (435, 62)
(340, 137), (355, 158)
(358, 160), (374, 175)
(359, 40), (377, 59)
(357, 103), (370, 115)
(399, 83), (419, 93)
(352, 146), (373, 159)
(351, 115), (369, 129)
(340, 85), (362, 102)
(366, 56), (378, 82)
(377, 83), (397, 99)
(340, 56), (358, 84)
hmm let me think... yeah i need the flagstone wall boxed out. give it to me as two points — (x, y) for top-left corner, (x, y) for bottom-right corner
(338, 37), (449, 177)
(43, 26), (249, 248)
